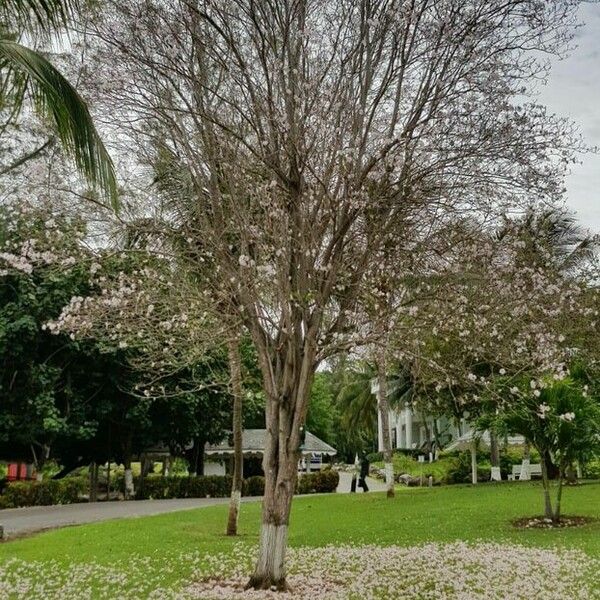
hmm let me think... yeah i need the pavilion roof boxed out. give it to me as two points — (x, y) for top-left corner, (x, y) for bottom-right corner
(205, 429), (337, 456)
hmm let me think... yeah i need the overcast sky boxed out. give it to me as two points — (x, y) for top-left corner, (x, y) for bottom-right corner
(539, 1), (600, 233)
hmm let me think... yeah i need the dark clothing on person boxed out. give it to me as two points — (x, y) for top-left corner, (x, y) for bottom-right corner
(360, 457), (370, 479)
(358, 457), (370, 492)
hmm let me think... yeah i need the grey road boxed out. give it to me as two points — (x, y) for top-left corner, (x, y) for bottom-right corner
(0, 497), (238, 538)
(0, 472), (385, 538)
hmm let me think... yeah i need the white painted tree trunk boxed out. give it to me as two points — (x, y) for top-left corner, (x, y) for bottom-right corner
(247, 452), (296, 590)
(470, 442), (478, 484)
(252, 524), (288, 588)
(35, 471), (43, 482)
(124, 468), (135, 499)
(376, 355), (395, 498)
(226, 337), (244, 536)
(519, 459), (531, 481)
(384, 461), (394, 491)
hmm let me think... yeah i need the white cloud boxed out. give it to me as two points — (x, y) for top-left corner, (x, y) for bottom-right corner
(538, 2), (600, 232)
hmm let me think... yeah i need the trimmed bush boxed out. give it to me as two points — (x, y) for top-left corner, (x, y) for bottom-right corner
(243, 476), (265, 497)
(297, 469), (339, 494)
(0, 478), (87, 508)
(583, 457), (600, 479)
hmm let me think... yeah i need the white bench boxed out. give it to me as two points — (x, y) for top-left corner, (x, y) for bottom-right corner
(508, 463), (542, 480)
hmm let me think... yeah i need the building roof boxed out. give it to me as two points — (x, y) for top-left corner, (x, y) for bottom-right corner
(205, 429), (337, 456)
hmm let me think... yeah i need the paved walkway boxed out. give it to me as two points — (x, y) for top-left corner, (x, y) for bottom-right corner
(0, 497), (248, 538)
(336, 471), (387, 494)
(0, 472), (386, 538)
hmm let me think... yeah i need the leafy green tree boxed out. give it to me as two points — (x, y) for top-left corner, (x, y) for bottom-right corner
(484, 371), (600, 522)
(305, 372), (336, 446)
(0, 206), (98, 475)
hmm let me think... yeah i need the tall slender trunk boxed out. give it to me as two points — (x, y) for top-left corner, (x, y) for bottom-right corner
(520, 442), (531, 480)
(553, 461), (566, 523)
(89, 462), (99, 502)
(540, 455), (553, 519)
(470, 440), (478, 485)
(106, 461), (111, 501)
(490, 431), (500, 466)
(490, 431), (501, 481)
(376, 355), (394, 498)
(542, 448), (559, 479)
(227, 337), (244, 536)
(124, 457), (134, 500)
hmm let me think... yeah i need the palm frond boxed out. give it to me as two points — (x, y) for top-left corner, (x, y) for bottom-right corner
(0, 0), (77, 35)
(0, 39), (118, 208)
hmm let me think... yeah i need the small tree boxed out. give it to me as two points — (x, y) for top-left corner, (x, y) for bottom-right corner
(488, 375), (600, 522)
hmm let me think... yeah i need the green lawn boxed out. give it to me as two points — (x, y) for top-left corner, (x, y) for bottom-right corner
(1, 481), (599, 598)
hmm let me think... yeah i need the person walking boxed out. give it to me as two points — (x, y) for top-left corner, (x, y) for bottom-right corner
(358, 453), (370, 492)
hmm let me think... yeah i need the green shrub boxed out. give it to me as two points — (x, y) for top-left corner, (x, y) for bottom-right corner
(135, 475), (234, 500)
(297, 469), (339, 494)
(442, 451), (493, 484)
(0, 478), (87, 508)
(366, 451), (383, 463)
(243, 476), (265, 496)
(583, 457), (600, 479)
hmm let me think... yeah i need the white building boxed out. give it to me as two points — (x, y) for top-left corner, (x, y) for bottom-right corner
(371, 379), (467, 452)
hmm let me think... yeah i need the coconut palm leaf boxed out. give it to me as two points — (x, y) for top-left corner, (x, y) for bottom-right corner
(337, 363), (377, 435)
(0, 0), (76, 35)
(0, 39), (118, 208)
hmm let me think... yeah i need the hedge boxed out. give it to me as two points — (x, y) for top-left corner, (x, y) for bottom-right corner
(134, 475), (233, 500)
(0, 478), (87, 509)
(0, 471), (340, 508)
(134, 471), (339, 500)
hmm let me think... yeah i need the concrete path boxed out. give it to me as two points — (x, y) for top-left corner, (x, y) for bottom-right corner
(0, 472), (386, 538)
(335, 471), (387, 494)
(0, 497), (240, 539)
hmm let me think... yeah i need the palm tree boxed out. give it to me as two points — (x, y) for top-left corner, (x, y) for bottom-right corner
(499, 208), (596, 272)
(337, 362), (413, 451)
(0, 0), (118, 207)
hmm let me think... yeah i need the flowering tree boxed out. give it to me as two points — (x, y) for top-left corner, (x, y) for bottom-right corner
(75, 0), (583, 589)
(485, 373), (600, 522)
(392, 210), (599, 515)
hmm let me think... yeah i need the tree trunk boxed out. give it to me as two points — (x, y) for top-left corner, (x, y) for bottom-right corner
(489, 431), (501, 481)
(542, 448), (559, 479)
(245, 303), (319, 589)
(376, 356), (394, 498)
(470, 440), (478, 485)
(106, 461), (111, 501)
(89, 462), (99, 502)
(227, 337), (244, 536)
(540, 454), (553, 519)
(186, 437), (205, 476)
(247, 436), (297, 591)
(520, 442), (531, 481)
(124, 457), (135, 500)
(554, 461), (566, 523)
